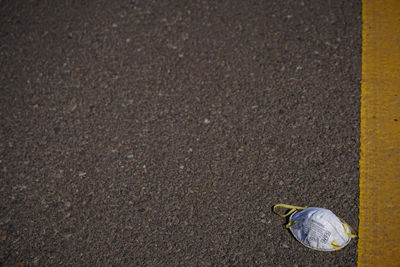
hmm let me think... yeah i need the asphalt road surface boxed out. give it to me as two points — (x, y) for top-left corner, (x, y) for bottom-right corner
(1, 0), (361, 266)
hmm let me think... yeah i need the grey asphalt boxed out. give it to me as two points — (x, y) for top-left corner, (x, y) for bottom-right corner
(0, 0), (361, 266)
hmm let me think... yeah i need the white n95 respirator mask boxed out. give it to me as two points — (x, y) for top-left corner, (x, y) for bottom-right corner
(273, 204), (357, 251)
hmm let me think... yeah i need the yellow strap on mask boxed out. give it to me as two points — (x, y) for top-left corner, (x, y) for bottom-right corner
(331, 241), (341, 250)
(338, 217), (357, 238)
(285, 221), (297, 228)
(273, 204), (308, 218)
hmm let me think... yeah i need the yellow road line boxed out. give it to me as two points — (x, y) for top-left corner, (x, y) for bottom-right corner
(359, 0), (400, 266)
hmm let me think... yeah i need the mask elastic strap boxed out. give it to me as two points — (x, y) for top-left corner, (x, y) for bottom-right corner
(331, 241), (341, 250)
(338, 217), (357, 238)
(273, 204), (308, 218)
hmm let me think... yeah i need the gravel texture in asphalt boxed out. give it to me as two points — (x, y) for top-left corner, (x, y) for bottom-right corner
(1, 0), (361, 265)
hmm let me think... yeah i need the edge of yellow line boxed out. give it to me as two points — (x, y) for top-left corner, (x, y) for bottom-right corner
(359, 0), (400, 266)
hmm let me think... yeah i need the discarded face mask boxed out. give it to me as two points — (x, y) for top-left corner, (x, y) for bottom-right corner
(273, 204), (357, 251)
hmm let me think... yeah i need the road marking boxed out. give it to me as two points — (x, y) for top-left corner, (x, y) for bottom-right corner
(359, 0), (400, 266)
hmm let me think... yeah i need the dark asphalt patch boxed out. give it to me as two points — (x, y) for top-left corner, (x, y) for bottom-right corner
(0, 0), (361, 265)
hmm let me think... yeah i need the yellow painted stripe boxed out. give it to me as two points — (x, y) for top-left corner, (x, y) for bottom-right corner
(359, 0), (400, 266)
